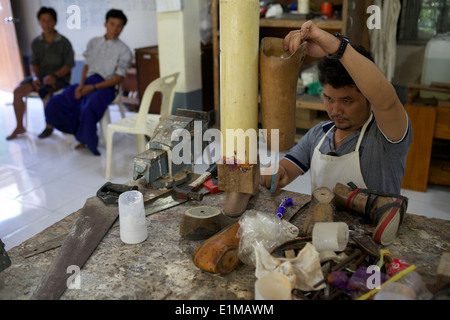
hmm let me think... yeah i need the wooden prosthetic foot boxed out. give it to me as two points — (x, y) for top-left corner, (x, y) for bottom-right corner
(218, 162), (260, 217)
(192, 222), (241, 274)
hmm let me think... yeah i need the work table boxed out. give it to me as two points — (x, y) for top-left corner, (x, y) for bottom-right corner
(0, 185), (448, 300)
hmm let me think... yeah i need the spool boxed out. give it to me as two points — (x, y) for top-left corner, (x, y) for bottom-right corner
(297, 0), (309, 14)
(321, 2), (333, 19)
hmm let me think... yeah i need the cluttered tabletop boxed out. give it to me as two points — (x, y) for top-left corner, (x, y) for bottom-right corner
(0, 179), (449, 301)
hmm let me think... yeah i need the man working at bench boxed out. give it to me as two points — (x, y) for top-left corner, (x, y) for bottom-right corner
(260, 21), (412, 245)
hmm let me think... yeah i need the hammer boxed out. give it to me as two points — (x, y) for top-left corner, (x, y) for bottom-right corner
(173, 163), (217, 201)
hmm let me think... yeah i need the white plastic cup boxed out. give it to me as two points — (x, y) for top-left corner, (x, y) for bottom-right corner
(254, 273), (292, 300)
(312, 222), (349, 252)
(118, 190), (148, 244)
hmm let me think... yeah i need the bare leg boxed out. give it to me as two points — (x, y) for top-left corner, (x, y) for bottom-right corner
(6, 83), (35, 140)
(41, 94), (53, 130)
(37, 93), (54, 138)
(74, 143), (86, 150)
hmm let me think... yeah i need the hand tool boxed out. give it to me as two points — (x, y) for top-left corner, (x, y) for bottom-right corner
(202, 177), (221, 194)
(31, 196), (119, 300)
(173, 163), (217, 201)
(96, 182), (138, 205)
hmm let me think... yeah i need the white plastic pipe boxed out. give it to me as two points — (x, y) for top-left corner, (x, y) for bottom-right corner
(220, 0), (259, 165)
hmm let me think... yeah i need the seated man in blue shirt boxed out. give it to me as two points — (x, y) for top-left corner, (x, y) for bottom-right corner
(6, 7), (74, 140)
(260, 21), (412, 245)
(45, 9), (132, 155)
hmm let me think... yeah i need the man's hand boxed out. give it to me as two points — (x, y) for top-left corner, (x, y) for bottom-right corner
(283, 20), (340, 57)
(32, 76), (42, 91)
(260, 163), (289, 191)
(42, 74), (57, 90)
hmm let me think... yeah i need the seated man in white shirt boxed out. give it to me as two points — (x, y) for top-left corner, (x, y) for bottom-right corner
(45, 9), (132, 155)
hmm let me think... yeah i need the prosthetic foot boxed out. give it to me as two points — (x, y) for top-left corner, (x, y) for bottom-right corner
(333, 182), (408, 246)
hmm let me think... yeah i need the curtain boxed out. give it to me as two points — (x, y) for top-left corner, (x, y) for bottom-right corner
(369, 0), (402, 82)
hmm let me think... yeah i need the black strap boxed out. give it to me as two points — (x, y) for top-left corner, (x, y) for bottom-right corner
(347, 182), (408, 225)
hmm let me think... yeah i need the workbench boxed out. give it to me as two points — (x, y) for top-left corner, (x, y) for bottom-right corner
(1, 185), (449, 300)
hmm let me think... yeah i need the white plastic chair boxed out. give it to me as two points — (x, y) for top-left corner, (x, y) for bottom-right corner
(105, 72), (180, 180)
(99, 83), (126, 143)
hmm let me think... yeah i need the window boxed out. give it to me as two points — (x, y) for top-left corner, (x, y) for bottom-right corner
(398, 0), (449, 43)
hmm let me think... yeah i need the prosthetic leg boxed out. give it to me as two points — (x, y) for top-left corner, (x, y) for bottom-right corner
(260, 37), (307, 151)
(333, 182), (408, 246)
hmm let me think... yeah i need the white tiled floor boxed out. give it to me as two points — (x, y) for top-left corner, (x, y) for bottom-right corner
(1, 90), (450, 252)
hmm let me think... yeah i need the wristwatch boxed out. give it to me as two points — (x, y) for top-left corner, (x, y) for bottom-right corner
(326, 33), (349, 60)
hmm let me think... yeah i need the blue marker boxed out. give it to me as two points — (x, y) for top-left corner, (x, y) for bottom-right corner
(277, 197), (293, 218)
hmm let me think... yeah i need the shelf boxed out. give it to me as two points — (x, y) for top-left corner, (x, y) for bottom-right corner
(260, 15), (343, 30)
(296, 94), (326, 111)
(295, 94), (328, 129)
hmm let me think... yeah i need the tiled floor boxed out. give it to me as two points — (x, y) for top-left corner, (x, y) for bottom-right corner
(1, 90), (450, 251)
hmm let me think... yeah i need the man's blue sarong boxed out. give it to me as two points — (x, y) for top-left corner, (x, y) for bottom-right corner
(45, 74), (115, 155)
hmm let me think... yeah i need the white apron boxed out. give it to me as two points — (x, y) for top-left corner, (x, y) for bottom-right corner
(310, 114), (373, 192)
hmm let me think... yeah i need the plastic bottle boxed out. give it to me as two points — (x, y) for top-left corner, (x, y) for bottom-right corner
(386, 258), (432, 300)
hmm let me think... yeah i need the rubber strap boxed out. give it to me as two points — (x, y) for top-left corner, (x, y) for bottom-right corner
(346, 188), (361, 212)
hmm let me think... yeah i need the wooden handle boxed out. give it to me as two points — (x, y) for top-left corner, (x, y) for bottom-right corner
(189, 171), (212, 189)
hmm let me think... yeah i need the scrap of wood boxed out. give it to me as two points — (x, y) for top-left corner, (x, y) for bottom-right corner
(431, 81), (450, 89)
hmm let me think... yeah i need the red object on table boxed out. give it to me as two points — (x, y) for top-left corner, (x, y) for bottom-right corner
(203, 178), (221, 194)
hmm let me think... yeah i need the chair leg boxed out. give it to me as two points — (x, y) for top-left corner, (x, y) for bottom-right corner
(105, 127), (116, 181)
(100, 108), (111, 143)
(117, 101), (126, 119)
(135, 134), (147, 154)
(64, 133), (71, 145)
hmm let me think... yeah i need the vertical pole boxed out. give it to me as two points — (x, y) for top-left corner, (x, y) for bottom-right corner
(220, 0), (259, 165)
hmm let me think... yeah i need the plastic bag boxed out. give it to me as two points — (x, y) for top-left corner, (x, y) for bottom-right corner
(237, 210), (298, 267)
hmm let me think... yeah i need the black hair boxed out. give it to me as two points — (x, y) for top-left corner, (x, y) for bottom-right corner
(37, 7), (57, 23)
(318, 45), (374, 88)
(106, 9), (128, 26)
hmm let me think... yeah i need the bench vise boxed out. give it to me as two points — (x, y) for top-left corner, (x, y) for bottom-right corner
(133, 114), (209, 189)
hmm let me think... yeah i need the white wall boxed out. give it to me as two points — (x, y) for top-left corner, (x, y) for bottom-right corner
(13, 0), (158, 60)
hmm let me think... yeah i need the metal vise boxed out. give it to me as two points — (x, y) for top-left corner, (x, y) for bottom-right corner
(133, 112), (210, 189)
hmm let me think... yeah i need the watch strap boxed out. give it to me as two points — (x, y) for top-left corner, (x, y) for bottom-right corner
(326, 33), (349, 60)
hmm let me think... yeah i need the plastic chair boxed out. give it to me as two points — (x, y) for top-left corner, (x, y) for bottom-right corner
(105, 72), (180, 180)
(99, 83), (126, 143)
